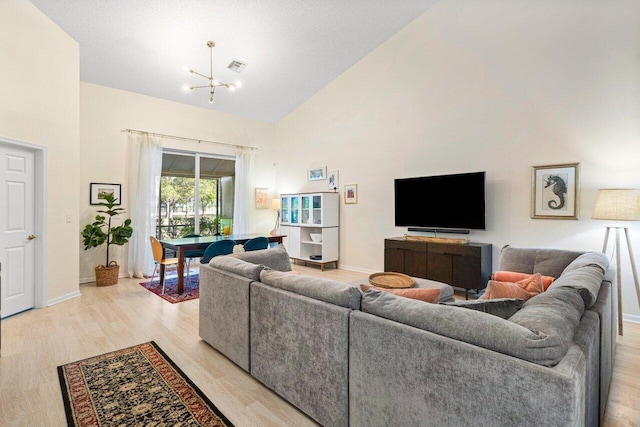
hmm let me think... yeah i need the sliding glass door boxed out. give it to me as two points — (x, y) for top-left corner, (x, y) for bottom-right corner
(157, 151), (235, 239)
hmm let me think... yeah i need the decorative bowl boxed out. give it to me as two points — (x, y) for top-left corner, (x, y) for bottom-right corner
(309, 233), (322, 243)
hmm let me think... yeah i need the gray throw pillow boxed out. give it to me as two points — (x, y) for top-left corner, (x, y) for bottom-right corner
(441, 298), (524, 319)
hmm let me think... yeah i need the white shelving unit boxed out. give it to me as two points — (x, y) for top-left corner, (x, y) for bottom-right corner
(280, 192), (339, 271)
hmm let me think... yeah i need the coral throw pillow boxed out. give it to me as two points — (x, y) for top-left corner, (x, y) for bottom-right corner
(360, 283), (441, 303)
(493, 270), (555, 291)
(481, 273), (544, 301)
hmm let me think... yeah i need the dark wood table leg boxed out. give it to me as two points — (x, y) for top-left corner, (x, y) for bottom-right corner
(177, 249), (185, 294)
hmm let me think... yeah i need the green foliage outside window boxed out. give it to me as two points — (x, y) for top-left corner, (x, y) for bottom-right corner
(157, 175), (229, 239)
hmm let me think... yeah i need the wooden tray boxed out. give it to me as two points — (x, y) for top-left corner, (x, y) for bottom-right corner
(369, 272), (415, 289)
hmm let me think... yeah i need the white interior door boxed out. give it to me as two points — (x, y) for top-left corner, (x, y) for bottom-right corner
(0, 144), (35, 318)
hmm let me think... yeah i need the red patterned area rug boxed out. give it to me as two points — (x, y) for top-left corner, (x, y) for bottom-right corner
(58, 341), (233, 427)
(139, 274), (199, 303)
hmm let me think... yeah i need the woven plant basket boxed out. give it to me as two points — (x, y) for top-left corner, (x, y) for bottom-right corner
(95, 261), (119, 287)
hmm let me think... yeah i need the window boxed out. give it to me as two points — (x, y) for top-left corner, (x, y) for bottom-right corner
(157, 151), (235, 239)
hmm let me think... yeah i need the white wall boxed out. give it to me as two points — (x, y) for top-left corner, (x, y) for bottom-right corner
(79, 83), (276, 282)
(275, 0), (640, 318)
(0, 0), (80, 303)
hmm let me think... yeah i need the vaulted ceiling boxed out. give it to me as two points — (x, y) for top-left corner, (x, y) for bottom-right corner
(29, 0), (439, 123)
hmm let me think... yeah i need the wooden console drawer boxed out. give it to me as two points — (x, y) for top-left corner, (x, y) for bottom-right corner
(385, 239), (427, 252)
(428, 243), (482, 258)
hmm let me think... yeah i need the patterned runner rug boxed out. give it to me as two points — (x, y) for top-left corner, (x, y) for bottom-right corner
(139, 274), (199, 303)
(58, 341), (233, 427)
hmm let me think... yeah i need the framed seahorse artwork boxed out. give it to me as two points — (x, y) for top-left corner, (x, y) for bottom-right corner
(531, 163), (580, 219)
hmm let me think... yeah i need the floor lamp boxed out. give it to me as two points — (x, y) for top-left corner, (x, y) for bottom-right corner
(592, 189), (640, 336)
(269, 198), (281, 236)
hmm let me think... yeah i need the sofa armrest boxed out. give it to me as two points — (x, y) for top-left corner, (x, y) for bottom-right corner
(349, 310), (599, 427)
(587, 278), (615, 423)
(250, 282), (350, 427)
(199, 264), (252, 371)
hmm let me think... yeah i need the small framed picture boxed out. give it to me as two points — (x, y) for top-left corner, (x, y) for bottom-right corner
(255, 188), (269, 209)
(90, 183), (121, 205)
(327, 170), (339, 191)
(531, 163), (580, 219)
(344, 184), (358, 204)
(308, 166), (327, 181)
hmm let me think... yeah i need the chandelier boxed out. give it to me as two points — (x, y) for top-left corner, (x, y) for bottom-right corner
(183, 41), (241, 103)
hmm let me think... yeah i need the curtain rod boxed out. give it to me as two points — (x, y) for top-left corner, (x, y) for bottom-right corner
(120, 128), (258, 151)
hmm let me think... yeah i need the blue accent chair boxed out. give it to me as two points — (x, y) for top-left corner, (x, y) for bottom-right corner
(200, 239), (237, 264)
(243, 236), (269, 252)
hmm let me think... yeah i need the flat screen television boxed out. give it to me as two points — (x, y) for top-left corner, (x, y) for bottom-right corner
(394, 171), (486, 231)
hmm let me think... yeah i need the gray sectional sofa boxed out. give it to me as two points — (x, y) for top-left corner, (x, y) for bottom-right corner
(199, 244), (616, 427)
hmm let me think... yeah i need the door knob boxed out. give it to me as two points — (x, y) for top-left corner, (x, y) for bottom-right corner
(27, 234), (36, 240)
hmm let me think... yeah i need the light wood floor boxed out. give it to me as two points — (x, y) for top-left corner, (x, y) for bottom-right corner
(0, 264), (638, 426)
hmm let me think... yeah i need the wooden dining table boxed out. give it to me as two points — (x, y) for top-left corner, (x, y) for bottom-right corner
(159, 233), (285, 293)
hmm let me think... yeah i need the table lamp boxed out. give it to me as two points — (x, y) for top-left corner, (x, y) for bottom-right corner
(270, 198), (281, 236)
(592, 189), (640, 335)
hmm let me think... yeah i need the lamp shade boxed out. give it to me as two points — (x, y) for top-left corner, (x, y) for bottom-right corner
(592, 189), (640, 221)
(270, 198), (281, 210)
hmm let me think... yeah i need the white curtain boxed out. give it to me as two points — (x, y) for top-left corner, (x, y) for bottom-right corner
(128, 132), (163, 278)
(233, 148), (255, 234)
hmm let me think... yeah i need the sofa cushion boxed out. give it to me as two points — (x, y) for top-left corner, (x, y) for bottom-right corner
(441, 298), (524, 319)
(562, 251), (608, 275)
(413, 277), (455, 302)
(481, 273), (544, 301)
(208, 256), (265, 281)
(493, 270), (556, 290)
(260, 269), (361, 309)
(359, 284), (441, 303)
(508, 286), (585, 365)
(228, 243), (292, 271)
(348, 277), (454, 303)
(547, 252), (608, 309)
(498, 245), (583, 278)
(359, 289), (573, 366)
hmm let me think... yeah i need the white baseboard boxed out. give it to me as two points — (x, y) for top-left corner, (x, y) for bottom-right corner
(333, 264), (377, 275)
(47, 290), (81, 306)
(623, 313), (640, 324)
(80, 272), (130, 284)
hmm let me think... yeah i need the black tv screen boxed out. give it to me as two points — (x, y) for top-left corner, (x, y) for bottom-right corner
(394, 171), (486, 230)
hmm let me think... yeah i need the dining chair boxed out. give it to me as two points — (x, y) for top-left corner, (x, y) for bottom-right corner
(183, 233), (205, 285)
(200, 239), (236, 264)
(149, 236), (180, 294)
(243, 236), (269, 252)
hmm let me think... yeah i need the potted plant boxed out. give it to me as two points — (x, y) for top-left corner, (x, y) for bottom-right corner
(81, 193), (133, 286)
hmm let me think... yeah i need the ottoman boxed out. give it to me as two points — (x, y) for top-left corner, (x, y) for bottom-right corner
(412, 277), (455, 302)
(349, 276), (454, 303)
